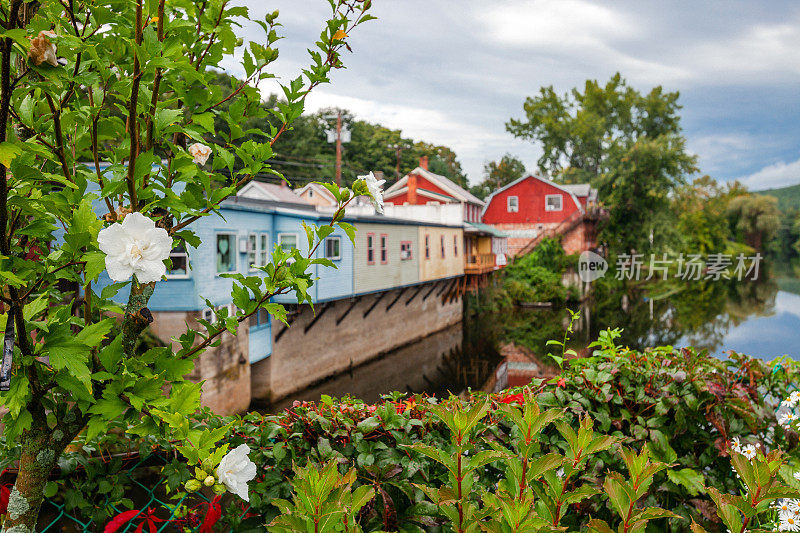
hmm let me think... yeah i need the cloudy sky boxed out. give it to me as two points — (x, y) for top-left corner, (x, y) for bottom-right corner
(227, 1), (800, 189)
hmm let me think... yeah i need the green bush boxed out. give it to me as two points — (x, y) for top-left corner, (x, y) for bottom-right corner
(6, 337), (798, 532)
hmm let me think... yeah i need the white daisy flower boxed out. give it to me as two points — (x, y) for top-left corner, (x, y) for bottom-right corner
(741, 444), (758, 460)
(780, 510), (800, 531)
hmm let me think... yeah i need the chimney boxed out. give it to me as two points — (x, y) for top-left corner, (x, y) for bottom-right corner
(419, 156), (428, 170)
(408, 173), (417, 204)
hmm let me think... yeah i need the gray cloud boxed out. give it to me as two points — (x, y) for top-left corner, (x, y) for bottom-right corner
(230, 0), (800, 188)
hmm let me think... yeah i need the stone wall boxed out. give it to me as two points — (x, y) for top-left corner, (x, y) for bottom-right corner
(150, 311), (252, 415)
(251, 280), (463, 402)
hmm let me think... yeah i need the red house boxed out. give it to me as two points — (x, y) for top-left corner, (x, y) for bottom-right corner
(383, 157), (485, 223)
(482, 175), (597, 255)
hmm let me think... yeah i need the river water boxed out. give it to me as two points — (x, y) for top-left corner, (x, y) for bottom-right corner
(270, 272), (800, 407)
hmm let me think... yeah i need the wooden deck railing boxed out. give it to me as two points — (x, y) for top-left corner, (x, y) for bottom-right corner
(465, 253), (497, 274)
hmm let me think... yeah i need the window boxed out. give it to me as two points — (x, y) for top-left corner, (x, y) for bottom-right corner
(167, 244), (189, 278)
(545, 194), (563, 211)
(507, 196), (519, 213)
(425, 235), (430, 259)
(380, 234), (388, 264)
(249, 306), (270, 328)
(453, 235), (458, 257)
(440, 235), (445, 258)
(400, 241), (412, 260)
(216, 233), (236, 273)
(248, 234), (257, 269)
(367, 233), (375, 264)
(324, 236), (341, 260)
(259, 234), (269, 266)
(278, 233), (298, 253)
(309, 189), (314, 198)
(248, 233), (269, 270)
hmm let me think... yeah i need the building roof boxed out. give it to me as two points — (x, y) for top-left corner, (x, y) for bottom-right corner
(295, 182), (337, 203)
(561, 183), (598, 201)
(481, 174), (584, 217)
(221, 196), (464, 228)
(465, 222), (508, 237)
(237, 180), (312, 205)
(384, 166), (485, 206)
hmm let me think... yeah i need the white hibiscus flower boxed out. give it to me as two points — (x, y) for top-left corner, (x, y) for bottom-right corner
(188, 142), (212, 165)
(794, 472), (800, 482)
(359, 171), (385, 214)
(97, 212), (172, 283)
(216, 444), (257, 502)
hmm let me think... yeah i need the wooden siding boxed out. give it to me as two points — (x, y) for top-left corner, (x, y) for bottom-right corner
(418, 225), (464, 282)
(483, 176), (582, 225)
(353, 222), (419, 294)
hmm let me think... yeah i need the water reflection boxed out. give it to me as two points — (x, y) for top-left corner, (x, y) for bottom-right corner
(265, 318), (503, 411)
(489, 273), (800, 360)
(263, 272), (800, 410)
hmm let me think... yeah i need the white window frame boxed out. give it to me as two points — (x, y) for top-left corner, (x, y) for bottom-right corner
(215, 232), (238, 275)
(166, 245), (190, 279)
(324, 236), (341, 261)
(277, 232), (299, 253)
(545, 194), (563, 212)
(248, 232), (270, 271)
(507, 196), (519, 213)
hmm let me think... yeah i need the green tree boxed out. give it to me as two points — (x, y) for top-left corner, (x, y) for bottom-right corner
(672, 176), (745, 254)
(506, 73), (697, 253)
(0, 0), (373, 529)
(471, 153), (526, 199)
(726, 194), (782, 251)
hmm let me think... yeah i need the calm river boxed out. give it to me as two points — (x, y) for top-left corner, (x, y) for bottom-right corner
(267, 271), (800, 408)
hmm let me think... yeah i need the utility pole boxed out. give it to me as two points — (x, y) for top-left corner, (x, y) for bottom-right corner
(326, 110), (349, 186)
(388, 141), (409, 183)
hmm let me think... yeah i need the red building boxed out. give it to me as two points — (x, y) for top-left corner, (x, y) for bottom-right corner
(481, 175), (597, 255)
(383, 157), (485, 223)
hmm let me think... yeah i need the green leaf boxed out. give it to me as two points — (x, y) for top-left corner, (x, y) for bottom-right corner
(169, 381), (201, 415)
(0, 142), (22, 168)
(156, 108), (183, 132)
(667, 468), (705, 496)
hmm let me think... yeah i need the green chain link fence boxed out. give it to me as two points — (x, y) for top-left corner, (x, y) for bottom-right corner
(2, 451), (254, 532)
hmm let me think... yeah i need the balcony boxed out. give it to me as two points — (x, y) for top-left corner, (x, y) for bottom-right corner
(464, 253), (497, 275)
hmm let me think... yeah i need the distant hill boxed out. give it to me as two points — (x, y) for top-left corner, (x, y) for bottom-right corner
(755, 182), (800, 213)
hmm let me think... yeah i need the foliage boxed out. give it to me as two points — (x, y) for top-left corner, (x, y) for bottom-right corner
(506, 73), (698, 254)
(268, 461), (375, 533)
(470, 153), (526, 199)
(230, 101), (470, 188)
(672, 176), (748, 255)
(727, 194), (783, 251)
(6, 337), (795, 532)
(0, 0), (375, 529)
(499, 239), (573, 304)
(755, 182), (800, 215)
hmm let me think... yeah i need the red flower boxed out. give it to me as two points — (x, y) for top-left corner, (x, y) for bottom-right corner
(104, 509), (142, 533)
(498, 393), (524, 404)
(0, 485), (10, 516)
(557, 378), (566, 388)
(198, 496), (222, 533)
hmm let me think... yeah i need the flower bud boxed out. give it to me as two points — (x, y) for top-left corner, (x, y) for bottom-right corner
(184, 479), (202, 492)
(195, 469), (208, 480)
(203, 475), (216, 487)
(212, 483), (227, 495)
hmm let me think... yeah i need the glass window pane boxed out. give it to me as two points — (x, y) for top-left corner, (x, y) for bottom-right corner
(279, 234), (297, 252)
(248, 234), (257, 269)
(216, 234), (236, 273)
